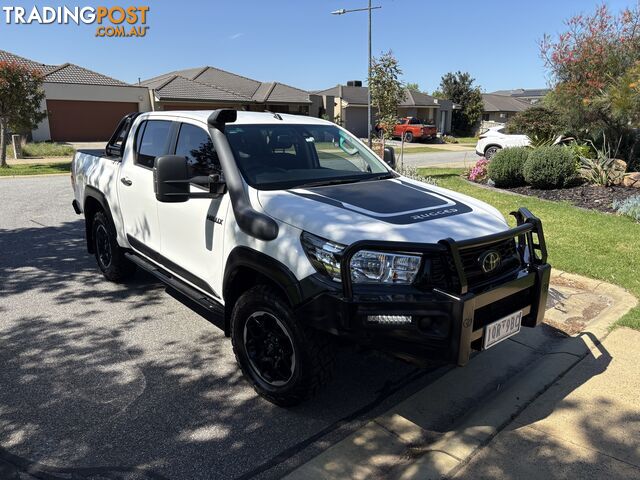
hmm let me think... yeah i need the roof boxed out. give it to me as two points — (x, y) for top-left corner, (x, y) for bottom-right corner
(138, 110), (334, 126)
(150, 75), (249, 102)
(482, 93), (531, 113)
(142, 66), (312, 104)
(401, 90), (439, 107)
(316, 85), (440, 107)
(0, 49), (134, 87)
(490, 88), (550, 98)
(45, 63), (129, 87)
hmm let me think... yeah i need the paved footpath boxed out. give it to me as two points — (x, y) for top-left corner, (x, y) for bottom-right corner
(454, 326), (640, 479)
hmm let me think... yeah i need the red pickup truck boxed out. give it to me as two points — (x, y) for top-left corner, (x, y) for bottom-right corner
(377, 117), (438, 143)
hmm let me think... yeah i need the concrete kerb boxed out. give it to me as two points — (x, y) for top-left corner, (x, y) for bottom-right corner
(284, 271), (637, 480)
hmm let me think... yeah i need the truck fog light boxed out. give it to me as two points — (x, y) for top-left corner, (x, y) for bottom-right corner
(367, 315), (412, 325)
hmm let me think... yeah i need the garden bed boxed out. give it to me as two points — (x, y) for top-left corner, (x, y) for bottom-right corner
(505, 184), (638, 214)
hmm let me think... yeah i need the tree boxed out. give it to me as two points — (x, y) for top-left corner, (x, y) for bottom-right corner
(505, 105), (565, 142)
(438, 71), (483, 135)
(540, 4), (640, 166)
(405, 82), (420, 92)
(0, 62), (46, 167)
(369, 50), (405, 141)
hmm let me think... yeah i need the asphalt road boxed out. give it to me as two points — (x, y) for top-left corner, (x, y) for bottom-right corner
(0, 176), (451, 480)
(400, 150), (478, 169)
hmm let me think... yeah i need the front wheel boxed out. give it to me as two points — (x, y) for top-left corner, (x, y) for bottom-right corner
(403, 131), (414, 143)
(231, 285), (335, 406)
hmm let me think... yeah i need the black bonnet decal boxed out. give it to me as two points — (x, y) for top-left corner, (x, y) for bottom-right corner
(291, 179), (472, 225)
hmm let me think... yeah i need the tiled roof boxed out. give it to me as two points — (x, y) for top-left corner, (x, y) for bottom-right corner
(254, 82), (311, 104)
(491, 88), (550, 98)
(152, 75), (250, 102)
(142, 66), (312, 104)
(0, 49), (56, 74)
(401, 90), (438, 107)
(0, 49), (132, 86)
(316, 85), (439, 107)
(45, 63), (130, 87)
(482, 94), (531, 113)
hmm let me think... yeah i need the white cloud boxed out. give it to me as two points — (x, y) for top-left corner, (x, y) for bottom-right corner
(229, 32), (244, 40)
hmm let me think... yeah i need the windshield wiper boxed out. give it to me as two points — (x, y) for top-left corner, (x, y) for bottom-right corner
(296, 177), (363, 189)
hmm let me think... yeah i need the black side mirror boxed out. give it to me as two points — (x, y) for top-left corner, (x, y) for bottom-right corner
(154, 155), (190, 203)
(383, 147), (396, 169)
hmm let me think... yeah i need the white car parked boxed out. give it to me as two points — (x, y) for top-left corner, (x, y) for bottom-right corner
(475, 126), (530, 159)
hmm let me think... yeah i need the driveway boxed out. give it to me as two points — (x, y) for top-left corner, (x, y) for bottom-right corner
(0, 176), (450, 480)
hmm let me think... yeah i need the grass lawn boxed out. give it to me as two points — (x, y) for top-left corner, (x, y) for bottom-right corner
(449, 136), (478, 145)
(7, 142), (75, 158)
(418, 167), (640, 331)
(0, 162), (71, 176)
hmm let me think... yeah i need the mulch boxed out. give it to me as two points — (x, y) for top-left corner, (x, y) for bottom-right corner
(505, 184), (639, 213)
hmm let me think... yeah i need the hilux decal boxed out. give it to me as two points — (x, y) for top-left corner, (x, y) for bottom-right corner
(291, 179), (472, 225)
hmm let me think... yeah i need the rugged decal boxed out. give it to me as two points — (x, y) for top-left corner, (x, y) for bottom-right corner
(290, 179), (472, 225)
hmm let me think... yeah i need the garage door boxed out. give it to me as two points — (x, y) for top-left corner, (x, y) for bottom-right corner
(47, 100), (138, 142)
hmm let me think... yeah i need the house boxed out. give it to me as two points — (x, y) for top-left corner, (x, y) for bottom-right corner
(315, 82), (454, 138)
(490, 88), (550, 105)
(0, 50), (151, 142)
(481, 93), (531, 124)
(141, 66), (317, 115)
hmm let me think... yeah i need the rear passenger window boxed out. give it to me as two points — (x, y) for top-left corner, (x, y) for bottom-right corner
(135, 120), (172, 168)
(174, 123), (221, 177)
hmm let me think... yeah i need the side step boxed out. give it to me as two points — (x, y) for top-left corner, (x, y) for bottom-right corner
(125, 252), (224, 318)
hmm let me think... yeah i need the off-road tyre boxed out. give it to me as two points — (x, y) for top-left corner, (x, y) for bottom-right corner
(92, 211), (136, 282)
(231, 285), (335, 406)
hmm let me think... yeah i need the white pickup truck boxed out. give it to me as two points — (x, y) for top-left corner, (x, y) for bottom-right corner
(71, 109), (551, 406)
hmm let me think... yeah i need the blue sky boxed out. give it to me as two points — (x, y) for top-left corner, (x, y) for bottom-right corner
(1, 0), (635, 93)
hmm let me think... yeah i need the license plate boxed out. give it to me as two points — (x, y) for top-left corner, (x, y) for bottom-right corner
(483, 310), (522, 350)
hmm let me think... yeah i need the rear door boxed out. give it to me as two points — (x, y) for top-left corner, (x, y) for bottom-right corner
(118, 117), (173, 255)
(156, 121), (229, 298)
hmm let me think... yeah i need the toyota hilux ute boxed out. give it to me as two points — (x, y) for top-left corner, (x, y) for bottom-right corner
(71, 110), (551, 406)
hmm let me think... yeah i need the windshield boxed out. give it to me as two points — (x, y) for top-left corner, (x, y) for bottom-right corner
(224, 124), (391, 190)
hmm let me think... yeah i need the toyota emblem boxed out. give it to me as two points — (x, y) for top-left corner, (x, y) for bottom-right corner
(479, 250), (501, 273)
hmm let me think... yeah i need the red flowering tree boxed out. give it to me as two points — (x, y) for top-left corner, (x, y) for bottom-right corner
(0, 62), (46, 167)
(540, 4), (640, 166)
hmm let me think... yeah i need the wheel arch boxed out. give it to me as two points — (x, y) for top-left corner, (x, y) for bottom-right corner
(83, 186), (117, 254)
(223, 247), (303, 335)
(484, 144), (502, 155)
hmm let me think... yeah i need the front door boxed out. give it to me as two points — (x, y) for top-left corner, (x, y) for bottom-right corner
(118, 118), (173, 254)
(156, 121), (229, 298)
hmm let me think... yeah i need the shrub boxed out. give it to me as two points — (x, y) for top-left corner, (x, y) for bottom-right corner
(487, 147), (529, 188)
(467, 158), (489, 182)
(397, 164), (438, 185)
(442, 135), (458, 144)
(579, 156), (626, 186)
(613, 195), (640, 222)
(523, 146), (577, 189)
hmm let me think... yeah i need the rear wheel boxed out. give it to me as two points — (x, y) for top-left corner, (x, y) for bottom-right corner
(484, 145), (500, 160)
(403, 131), (414, 143)
(231, 285), (335, 406)
(92, 211), (136, 282)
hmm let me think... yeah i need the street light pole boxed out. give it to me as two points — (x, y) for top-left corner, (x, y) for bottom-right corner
(367, 0), (372, 148)
(331, 4), (381, 148)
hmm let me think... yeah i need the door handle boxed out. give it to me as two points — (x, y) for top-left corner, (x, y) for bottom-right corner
(120, 177), (133, 186)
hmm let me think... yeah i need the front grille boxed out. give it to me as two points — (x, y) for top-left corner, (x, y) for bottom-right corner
(459, 239), (521, 288)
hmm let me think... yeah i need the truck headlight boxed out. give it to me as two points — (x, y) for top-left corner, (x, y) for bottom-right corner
(301, 232), (422, 285)
(301, 232), (344, 281)
(350, 250), (421, 284)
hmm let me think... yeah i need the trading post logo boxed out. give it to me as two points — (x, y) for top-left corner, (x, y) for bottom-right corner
(1, 5), (150, 38)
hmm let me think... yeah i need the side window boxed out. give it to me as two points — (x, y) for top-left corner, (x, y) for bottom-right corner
(135, 120), (172, 168)
(174, 123), (221, 177)
(409, 117), (421, 125)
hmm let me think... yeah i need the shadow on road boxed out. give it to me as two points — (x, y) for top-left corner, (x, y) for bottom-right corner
(0, 221), (441, 480)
